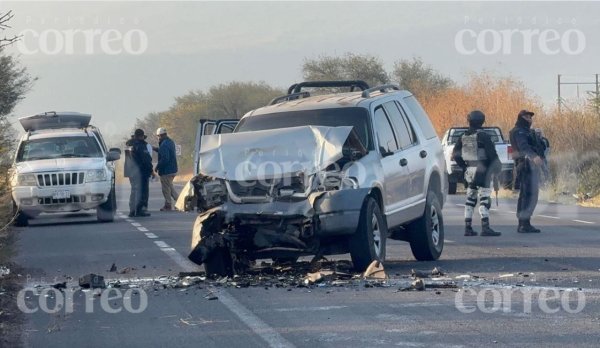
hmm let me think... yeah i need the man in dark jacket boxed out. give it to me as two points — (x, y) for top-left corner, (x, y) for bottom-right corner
(154, 128), (179, 211)
(125, 129), (153, 217)
(510, 110), (543, 233)
(453, 110), (502, 236)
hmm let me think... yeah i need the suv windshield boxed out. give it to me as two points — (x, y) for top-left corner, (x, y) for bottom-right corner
(16, 136), (103, 162)
(235, 107), (373, 150)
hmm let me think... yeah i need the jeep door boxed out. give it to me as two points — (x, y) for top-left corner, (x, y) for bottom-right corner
(372, 105), (411, 221)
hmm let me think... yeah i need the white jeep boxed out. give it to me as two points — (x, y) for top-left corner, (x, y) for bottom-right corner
(10, 112), (121, 226)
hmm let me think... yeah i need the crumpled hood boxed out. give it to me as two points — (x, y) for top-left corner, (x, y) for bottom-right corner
(199, 125), (354, 181)
(15, 158), (106, 174)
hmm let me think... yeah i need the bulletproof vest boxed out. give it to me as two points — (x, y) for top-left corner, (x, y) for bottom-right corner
(461, 131), (487, 162)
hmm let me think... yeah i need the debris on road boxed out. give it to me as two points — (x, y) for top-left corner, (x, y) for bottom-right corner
(52, 282), (67, 290)
(363, 261), (388, 280)
(109, 263), (117, 272)
(118, 267), (136, 274)
(0, 266), (9, 278)
(411, 278), (426, 291)
(79, 274), (106, 289)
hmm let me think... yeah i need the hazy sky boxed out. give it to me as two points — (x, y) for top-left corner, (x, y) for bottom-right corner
(3, 1), (600, 141)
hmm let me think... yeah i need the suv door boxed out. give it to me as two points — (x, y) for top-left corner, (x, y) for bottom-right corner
(193, 119), (238, 175)
(372, 105), (411, 221)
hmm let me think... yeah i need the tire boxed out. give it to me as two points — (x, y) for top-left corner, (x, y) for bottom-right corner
(448, 182), (457, 195)
(204, 247), (233, 277)
(12, 201), (29, 227)
(408, 190), (444, 261)
(97, 185), (116, 222)
(349, 197), (387, 272)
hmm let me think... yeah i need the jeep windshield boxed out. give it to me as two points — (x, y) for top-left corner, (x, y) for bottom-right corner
(235, 107), (373, 150)
(16, 136), (103, 162)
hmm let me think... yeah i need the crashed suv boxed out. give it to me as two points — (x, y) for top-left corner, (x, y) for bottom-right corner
(188, 81), (448, 276)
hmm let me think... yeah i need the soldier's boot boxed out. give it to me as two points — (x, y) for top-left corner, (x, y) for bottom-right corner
(517, 219), (541, 233)
(481, 218), (501, 236)
(464, 219), (478, 236)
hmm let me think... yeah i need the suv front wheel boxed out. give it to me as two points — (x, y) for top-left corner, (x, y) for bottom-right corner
(408, 190), (444, 260)
(97, 185), (116, 222)
(349, 197), (387, 272)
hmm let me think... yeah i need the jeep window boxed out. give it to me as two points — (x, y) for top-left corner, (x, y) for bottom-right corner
(403, 96), (438, 140)
(373, 106), (398, 154)
(395, 101), (419, 145)
(235, 107), (373, 150)
(383, 101), (415, 149)
(16, 136), (103, 162)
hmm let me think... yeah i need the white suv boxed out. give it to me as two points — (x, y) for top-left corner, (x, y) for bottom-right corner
(10, 112), (120, 226)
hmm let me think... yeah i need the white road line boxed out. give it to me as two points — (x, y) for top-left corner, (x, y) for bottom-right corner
(145, 232), (158, 239)
(538, 215), (560, 220)
(131, 222), (142, 227)
(445, 239), (456, 244)
(216, 289), (295, 348)
(154, 241), (170, 248)
(573, 219), (595, 224)
(125, 219), (134, 223)
(137, 227), (149, 232)
(147, 230), (295, 348)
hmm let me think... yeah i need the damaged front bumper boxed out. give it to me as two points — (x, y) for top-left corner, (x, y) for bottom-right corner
(188, 188), (370, 266)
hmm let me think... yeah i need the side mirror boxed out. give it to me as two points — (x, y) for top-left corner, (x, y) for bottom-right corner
(379, 146), (394, 158)
(106, 151), (121, 161)
(109, 147), (122, 155)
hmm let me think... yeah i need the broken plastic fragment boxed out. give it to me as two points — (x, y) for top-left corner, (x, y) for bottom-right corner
(363, 261), (388, 279)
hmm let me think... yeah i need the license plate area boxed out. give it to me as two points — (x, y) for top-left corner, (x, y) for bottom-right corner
(52, 190), (71, 200)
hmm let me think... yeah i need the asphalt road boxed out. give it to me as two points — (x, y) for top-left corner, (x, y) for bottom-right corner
(12, 183), (600, 347)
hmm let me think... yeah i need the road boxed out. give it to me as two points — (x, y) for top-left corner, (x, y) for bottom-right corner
(12, 183), (600, 347)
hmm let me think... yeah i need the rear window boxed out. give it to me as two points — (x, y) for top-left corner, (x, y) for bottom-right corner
(16, 136), (103, 162)
(235, 107), (373, 150)
(447, 129), (503, 144)
(402, 96), (438, 140)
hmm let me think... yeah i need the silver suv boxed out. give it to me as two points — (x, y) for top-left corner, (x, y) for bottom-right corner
(188, 81), (447, 275)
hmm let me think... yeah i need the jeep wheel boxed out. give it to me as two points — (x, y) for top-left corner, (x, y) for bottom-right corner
(12, 201), (29, 227)
(408, 190), (444, 261)
(204, 247), (233, 278)
(349, 197), (387, 272)
(97, 185), (116, 222)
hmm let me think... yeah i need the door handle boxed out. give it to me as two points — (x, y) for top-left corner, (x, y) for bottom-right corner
(420, 150), (428, 158)
(399, 158), (408, 166)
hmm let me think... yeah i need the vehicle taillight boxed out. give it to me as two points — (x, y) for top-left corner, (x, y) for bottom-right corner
(507, 145), (513, 159)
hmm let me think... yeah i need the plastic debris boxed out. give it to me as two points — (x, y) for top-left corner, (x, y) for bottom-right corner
(0, 266), (9, 278)
(363, 261), (388, 279)
(79, 273), (106, 289)
(109, 263), (117, 272)
(411, 278), (425, 291)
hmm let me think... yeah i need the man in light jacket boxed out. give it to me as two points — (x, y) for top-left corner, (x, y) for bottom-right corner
(154, 128), (179, 211)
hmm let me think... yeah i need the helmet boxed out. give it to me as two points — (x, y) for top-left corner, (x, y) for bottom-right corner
(467, 110), (485, 127)
(156, 127), (167, 135)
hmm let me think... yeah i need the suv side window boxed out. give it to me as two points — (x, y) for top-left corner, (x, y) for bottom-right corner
(395, 101), (419, 145)
(403, 96), (437, 140)
(383, 101), (414, 150)
(373, 106), (398, 154)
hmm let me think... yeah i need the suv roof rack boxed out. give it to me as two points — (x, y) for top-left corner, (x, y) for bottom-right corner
(269, 91), (311, 105)
(287, 80), (370, 95)
(361, 84), (401, 98)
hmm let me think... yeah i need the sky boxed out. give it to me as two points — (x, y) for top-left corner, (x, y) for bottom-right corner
(2, 1), (600, 142)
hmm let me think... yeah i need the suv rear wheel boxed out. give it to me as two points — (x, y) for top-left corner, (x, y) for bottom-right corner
(349, 197), (387, 271)
(408, 190), (444, 260)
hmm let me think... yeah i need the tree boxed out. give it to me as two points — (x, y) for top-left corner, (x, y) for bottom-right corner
(206, 81), (283, 118)
(302, 53), (389, 88)
(392, 57), (453, 98)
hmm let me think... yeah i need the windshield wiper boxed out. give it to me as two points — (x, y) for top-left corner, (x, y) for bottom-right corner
(59, 154), (90, 158)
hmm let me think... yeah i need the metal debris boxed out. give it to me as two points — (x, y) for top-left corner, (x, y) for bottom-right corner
(79, 273), (106, 289)
(109, 263), (117, 272)
(411, 278), (426, 291)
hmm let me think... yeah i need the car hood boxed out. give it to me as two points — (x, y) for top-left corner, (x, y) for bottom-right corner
(15, 158), (106, 174)
(199, 125), (354, 181)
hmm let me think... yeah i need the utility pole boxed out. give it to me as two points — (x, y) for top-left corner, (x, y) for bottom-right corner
(557, 74), (600, 115)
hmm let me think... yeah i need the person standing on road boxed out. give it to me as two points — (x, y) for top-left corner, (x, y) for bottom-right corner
(510, 110), (543, 233)
(126, 129), (153, 217)
(154, 128), (179, 211)
(452, 110), (502, 237)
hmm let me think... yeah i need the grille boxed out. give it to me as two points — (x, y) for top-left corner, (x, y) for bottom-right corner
(228, 177), (304, 197)
(37, 195), (87, 205)
(37, 172), (85, 187)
